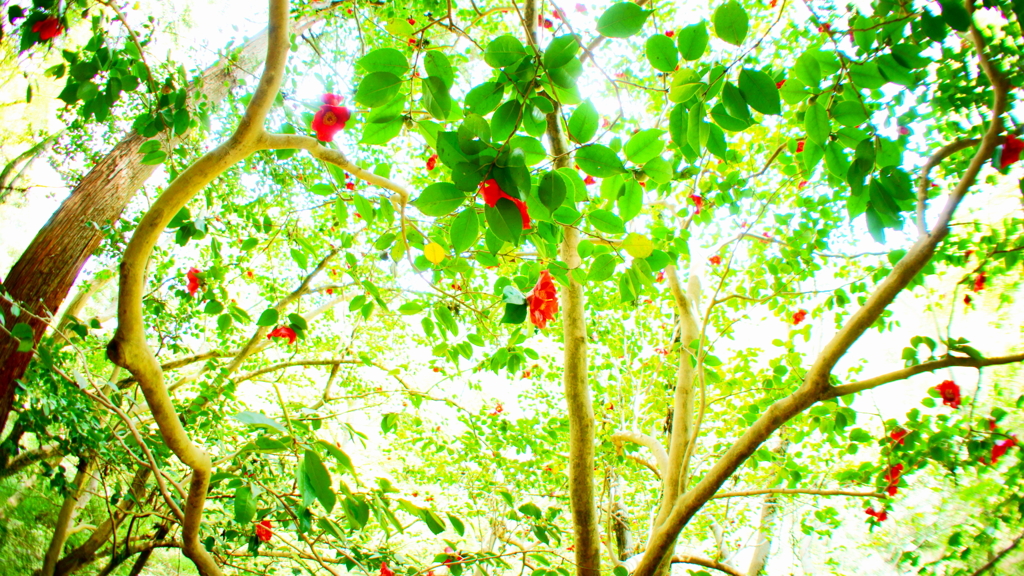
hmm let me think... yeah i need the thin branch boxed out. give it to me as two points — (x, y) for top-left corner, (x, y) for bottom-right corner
(610, 432), (668, 476)
(914, 138), (981, 237)
(711, 488), (884, 500)
(671, 555), (743, 576)
(969, 528), (1024, 576)
(826, 352), (1024, 399)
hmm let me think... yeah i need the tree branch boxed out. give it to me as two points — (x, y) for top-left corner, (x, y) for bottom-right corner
(611, 432), (668, 476)
(711, 488), (884, 500)
(825, 352), (1024, 399)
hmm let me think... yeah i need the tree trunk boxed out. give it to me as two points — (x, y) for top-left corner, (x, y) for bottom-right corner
(0, 4), (339, 434)
(40, 457), (95, 576)
(746, 435), (790, 576)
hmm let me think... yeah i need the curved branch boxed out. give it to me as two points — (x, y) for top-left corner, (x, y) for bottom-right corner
(711, 488), (884, 500)
(670, 555), (743, 576)
(914, 138), (982, 237)
(826, 352), (1024, 399)
(611, 432), (668, 476)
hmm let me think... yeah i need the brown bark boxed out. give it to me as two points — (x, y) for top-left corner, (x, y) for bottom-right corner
(0, 2), (339, 435)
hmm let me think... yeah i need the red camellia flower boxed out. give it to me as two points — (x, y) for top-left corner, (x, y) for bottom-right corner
(770, 0), (779, 7)
(709, 255), (722, 265)
(884, 463), (903, 496)
(311, 94), (351, 142)
(890, 428), (908, 446)
(186, 268), (201, 297)
(819, 23), (832, 33)
(689, 194), (704, 214)
(479, 179), (530, 229)
(583, 175), (596, 185)
(796, 140), (805, 153)
(798, 180), (809, 189)
(990, 418), (998, 432)
(526, 270), (558, 330)
(964, 294), (972, 306)
(408, 17), (416, 25)
(1001, 134), (1023, 169)
(665, 30), (675, 37)
(972, 272), (986, 293)
(256, 520), (273, 542)
(937, 379), (961, 409)
(991, 435), (1018, 465)
(426, 154), (438, 171)
(792, 309), (807, 325)
(32, 17), (64, 40)
(655, 271), (665, 283)
(865, 507), (888, 522)
(380, 563), (395, 576)
(345, 181), (356, 191)
(267, 326), (297, 345)
(775, 79), (786, 89)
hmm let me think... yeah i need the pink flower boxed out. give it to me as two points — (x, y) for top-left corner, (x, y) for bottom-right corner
(936, 379), (961, 409)
(889, 428), (908, 446)
(526, 270), (558, 330)
(898, 126), (910, 136)
(991, 435), (1018, 465)
(32, 17), (63, 40)
(479, 179), (530, 229)
(267, 326), (297, 345)
(256, 520), (273, 542)
(1001, 134), (1023, 169)
(311, 94), (351, 142)
(792, 309), (807, 325)
(186, 268), (201, 297)
(689, 194), (704, 214)
(575, 3), (588, 14)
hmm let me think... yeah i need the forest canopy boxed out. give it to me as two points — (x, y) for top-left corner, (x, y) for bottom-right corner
(0, 0), (1023, 575)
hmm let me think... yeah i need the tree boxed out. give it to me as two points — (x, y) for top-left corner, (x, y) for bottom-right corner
(1, 0), (1023, 575)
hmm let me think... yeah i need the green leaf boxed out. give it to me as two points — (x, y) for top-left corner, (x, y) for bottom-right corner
(303, 449), (336, 513)
(617, 181), (643, 222)
(642, 156), (673, 184)
(465, 82), (504, 115)
(357, 48), (410, 76)
(624, 129), (666, 165)
(501, 302), (528, 324)
(485, 35), (526, 68)
(233, 486), (256, 524)
(738, 69), (781, 115)
(424, 51), (454, 89)
(848, 62), (886, 90)
(569, 100), (599, 144)
(491, 100), (522, 142)
(676, 21), (709, 61)
(794, 51), (822, 87)
(538, 171), (568, 212)
(361, 116), (404, 145)
(448, 514), (466, 536)
(233, 411), (287, 433)
(316, 440), (355, 473)
(256, 309), (279, 327)
(419, 507), (447, 535)
(589, 210), (626, 235)
(645, 34), (678, 73)
(449, 209), (479, 254)
(622, 233), (654, 258)
(668, 68), (703, 103)
(831, 101), (869, 127)
(413, 183), (467, 217)
(544, 35), (579, 70)
(519, 502), (542, 519)
(588, 253), (619, 282)
(713, 0), (749, 46)
(596, 2), (653, 38)
(485, 198), (524, 244)
(940, 0), (971, 31)
(422, 76), (452, 120)
(805, 102), (830, 146)
(576, 144), (627, 177)
(356, 72), (403, 108)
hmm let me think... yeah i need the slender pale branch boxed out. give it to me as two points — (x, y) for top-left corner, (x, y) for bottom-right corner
(611, 432), (668, 476)
(914, 138), (981, 237)
(711, 488), (884, 500)
(670, 555), (743, 576)
(826, 352), (1024, 399)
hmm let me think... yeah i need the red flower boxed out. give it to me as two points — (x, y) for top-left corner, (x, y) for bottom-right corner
(796, 140), (805, 153)
(408, 38), (417, 46)
(884, 463), (903, 496)
(1001, 134), (1023, 169)
(526, 270), (559, 330)
(709, 255), (722, 265)
(256, 520), (273, 542)
(575, 2), (588, 14)
(583, 175), (596, 185)
(665, 30), (675, 37)
(936, 379), (961, 409)
(889, 428), (908, 446)
(186, 268), (201, 297)
(991, 435), (1018, 465)
(655, 271), (665, 283)
(601, 117), (611, 128)
(479, 179), (530, 229)
(538, 15), (553, 28)
(769, 0), (779, 7)
(552, 9), (564, 19)
(408, 17), (416, 25)
(267, 326), (297, 345)
(964, 294), (972, 306)
(972, 272), (985, 293)
(326, 288), (334, 295)
(427, 154), (438, 171)
(689, 194), (704, 214)
(798, 180), (809, 189)
(818, 23), (832, 33)
(898, 126), (910, 136)
(346, 181), (356, 191)
(792, 309), (807, 325)
(775, 79), (786, 89)
(865, 507), (888, 522)
(380, 563), (395, 576)
(311, 94), (351, 142)
(32, 17), (63, 40)
(990, 418), (998, 432)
